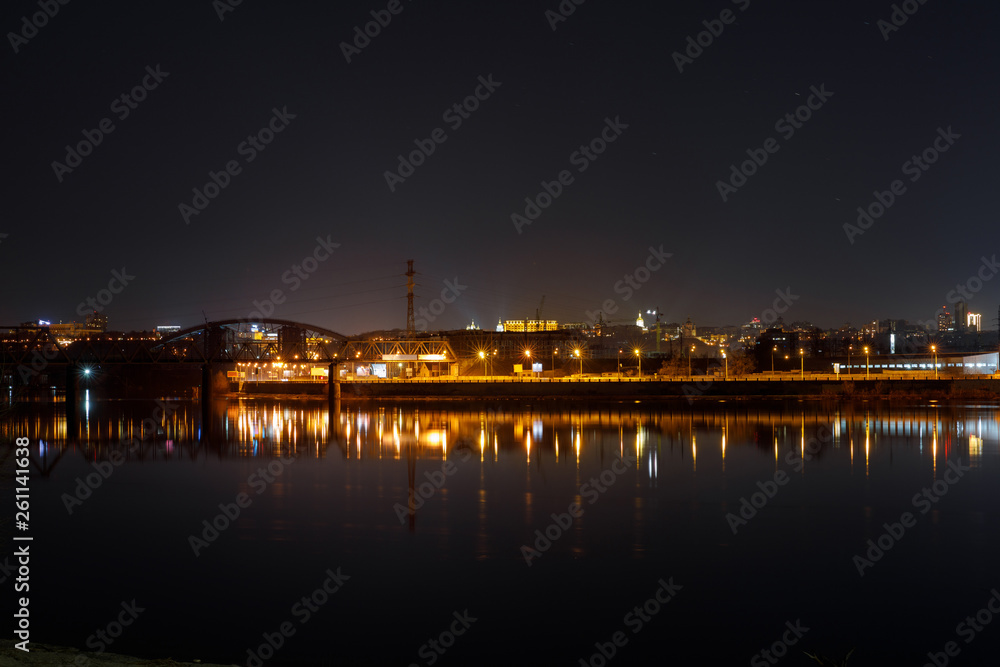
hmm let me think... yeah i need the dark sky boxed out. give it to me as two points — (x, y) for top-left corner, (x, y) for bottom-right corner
(3, 0), (998, 335)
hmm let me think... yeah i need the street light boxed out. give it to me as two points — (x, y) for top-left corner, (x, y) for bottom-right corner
(618, 349), (622, 379)
(722, 351), (727, 379)
(635, 348), (641, 377)
(574, 348), (582, 376)
(864, 346), (870, 379)
(931, 344), (938, 379)
(479, 350), (486, 376)
(771, 346), (777, 376)
(799, 349), (804, 379)
(689, 345), (695, 379)
(848, 344), (852, 376)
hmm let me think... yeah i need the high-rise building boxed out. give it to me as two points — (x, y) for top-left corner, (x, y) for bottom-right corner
(937, 306), (952, 332)
(955, 301), (968, 333)
(967, 312), (982, 332)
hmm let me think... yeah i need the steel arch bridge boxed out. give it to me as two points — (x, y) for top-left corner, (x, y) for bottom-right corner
(1, 319), (349, 368)
(153, 319), (348, 363)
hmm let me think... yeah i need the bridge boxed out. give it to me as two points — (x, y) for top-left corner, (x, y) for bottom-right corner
(1, 319), (466, 433)
(1, 319), (348, 370)
(2, 319), (354, 437)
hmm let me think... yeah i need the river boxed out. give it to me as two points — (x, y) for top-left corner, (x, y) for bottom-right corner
(4, 396), (999, 666)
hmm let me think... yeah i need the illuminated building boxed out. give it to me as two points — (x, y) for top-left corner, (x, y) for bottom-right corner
(503, 319), (558, 332)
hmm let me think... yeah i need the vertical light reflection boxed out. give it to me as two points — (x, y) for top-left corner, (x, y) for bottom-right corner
(800, 413), (805, 470)
(932, 422), (938, 479)
(969, 435), (982, 467)
(864, 417), (870, 479)
(692, 433), (697, 473)
(721, 430), (726, 475)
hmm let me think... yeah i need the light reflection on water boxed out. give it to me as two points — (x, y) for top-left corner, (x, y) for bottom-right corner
(9, 398), (1000, 666)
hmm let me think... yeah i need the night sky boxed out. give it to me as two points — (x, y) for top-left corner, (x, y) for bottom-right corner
(4, 0), (998, 335)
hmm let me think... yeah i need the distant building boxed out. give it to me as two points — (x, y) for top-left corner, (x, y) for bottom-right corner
(35, 319), (105, 343)
(937, 306), (952, 332)
(86, 311), (108, 332)
(496, 319), (505, 332)
(681, 317), (696, 338)
(503, 319), (558, 332)
(156, 325), (181, 338)
(465, 321), (480, 330)
(635, 312), (645, 329)
(967, 312), (982, 332)
(955, 301), (968, 333)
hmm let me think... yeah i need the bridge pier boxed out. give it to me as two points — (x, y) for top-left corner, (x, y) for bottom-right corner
(65, 364), (78, 439)
(201, 363), (212, 438)
(328, 363), (341, 401)
(328, 363), (340, 438)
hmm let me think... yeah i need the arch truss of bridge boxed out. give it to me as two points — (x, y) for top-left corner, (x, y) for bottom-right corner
(1, 319), (348, 367)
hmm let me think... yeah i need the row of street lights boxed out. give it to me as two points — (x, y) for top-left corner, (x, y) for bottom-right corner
(483, 342), (944, 381)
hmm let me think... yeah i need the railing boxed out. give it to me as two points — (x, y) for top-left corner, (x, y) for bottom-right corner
(339, 373), (998, 383)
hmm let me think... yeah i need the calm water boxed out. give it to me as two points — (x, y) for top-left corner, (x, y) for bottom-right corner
(5, 397), (1000, 666)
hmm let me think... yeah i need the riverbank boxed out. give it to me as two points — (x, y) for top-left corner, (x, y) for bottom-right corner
(230, 376), (1000, 400)
(0, 641), (236, 666)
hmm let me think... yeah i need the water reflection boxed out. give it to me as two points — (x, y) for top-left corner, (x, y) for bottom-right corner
(5, 399), (998, 481)
(7, 397), (1000, 665)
